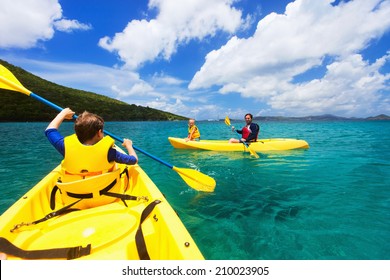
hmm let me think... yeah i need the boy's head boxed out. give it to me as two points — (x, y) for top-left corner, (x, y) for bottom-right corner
(74, 111), (104, 143)
(188, 118), (195, 126)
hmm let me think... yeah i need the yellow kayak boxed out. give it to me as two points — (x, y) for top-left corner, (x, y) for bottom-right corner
(0, 147), (204, 260)
(168, 137), (309, 152)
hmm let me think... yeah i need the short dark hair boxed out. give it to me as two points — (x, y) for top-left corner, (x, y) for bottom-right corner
(245, 113), (253, 119)
(74, 111), (104, 143)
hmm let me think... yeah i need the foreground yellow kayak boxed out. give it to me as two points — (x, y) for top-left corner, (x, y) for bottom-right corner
(0, 148), (204, 260)
(168, 137), (309, 152)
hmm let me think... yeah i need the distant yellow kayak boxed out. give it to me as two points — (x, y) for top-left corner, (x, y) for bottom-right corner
(0, 147), (204, 260)
(168, 137), (309, 152)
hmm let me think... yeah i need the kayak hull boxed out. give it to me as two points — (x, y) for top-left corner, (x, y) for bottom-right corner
(168, 137), (309, 152)
(0, 148), (204, 260)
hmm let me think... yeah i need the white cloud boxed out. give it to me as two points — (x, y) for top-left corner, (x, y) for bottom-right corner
(151, 73), (186, 86)
(147, 98), (188, 115)
(112, 81), (155, 98)
(98, 0), (249, 69)
(54, 19), (92, 33)
(4, 58), (144, 98)
(0, 0), (91, 48)
(3, 56), (221, 119)
(270, 53), (390, 116)
(189, 0), (390, 116)
(145, 97), (222, 120)
(2, 0), (389, 119)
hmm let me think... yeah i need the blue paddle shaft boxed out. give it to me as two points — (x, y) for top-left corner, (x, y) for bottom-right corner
(103, 130), (173, 168)
(30, 92), (174, 169)
(31, 93), (64, 112)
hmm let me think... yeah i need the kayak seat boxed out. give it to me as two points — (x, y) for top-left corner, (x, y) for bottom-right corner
(51, 167), (139, 210)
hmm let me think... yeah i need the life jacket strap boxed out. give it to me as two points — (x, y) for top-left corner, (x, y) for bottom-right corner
(64, 177), (142, 206)
(135, 200), (161, 260)
(10, 199), (82, 232)
(0, 237), (91, 260)
(65, 179), (118, 199)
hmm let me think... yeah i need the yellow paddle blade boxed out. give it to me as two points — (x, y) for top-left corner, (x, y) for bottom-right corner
(173, 166), (216, 192)
(247, 146), (260, 158)
(224, 116), (231, 126)
(0, 65), (31, 95)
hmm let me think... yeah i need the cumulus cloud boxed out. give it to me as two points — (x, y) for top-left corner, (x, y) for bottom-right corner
(151, 73), (185, 86)
(2, 0), (388, 119)
(189, 0), (390, 116)
(8, 58), (145, 98)
(270, 53), (390, 116)
(0, 0), (91, 48)
(112, 81), (155, 98)
(98, 0), (249, 69)
(54, 19), (92, 33)
(3, 56), (205, 117)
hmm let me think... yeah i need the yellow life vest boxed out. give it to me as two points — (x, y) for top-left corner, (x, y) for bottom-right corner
(62, 134), (115, 178)
(58, 134), (125, 209)
(188, 125), (200, 139)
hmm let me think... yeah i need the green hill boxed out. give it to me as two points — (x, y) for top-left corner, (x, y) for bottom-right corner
(0, 60), (187, 122)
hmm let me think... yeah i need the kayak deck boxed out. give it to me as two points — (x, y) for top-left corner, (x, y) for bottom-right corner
(0, 159), (203, 260)
(168, 137), (309, 152)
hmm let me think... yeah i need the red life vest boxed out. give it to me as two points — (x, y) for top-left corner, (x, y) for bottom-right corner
(242, 126), (251, 139)
(242, 124), (259, 141)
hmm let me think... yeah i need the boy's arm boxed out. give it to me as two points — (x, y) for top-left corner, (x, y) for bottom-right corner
(188, 127), (196, 138)
(46, 108), (75, 130)
(122, 139), (138, 164)
(108, 139), (138, 165)
(45, 129), (65, 156)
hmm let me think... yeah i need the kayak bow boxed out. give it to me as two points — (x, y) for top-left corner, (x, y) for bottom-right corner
(0, 149), (204, 260)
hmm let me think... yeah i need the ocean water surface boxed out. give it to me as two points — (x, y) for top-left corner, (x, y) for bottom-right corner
(0, 120), (389, 260)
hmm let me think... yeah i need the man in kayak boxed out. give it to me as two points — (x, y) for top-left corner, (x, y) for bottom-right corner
(229, 113), (259, 143)
(185, 118), (201, 142)
(45, 108), (138, 174)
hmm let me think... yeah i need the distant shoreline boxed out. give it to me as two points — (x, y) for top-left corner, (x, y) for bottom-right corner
(207, 114), (390, 122)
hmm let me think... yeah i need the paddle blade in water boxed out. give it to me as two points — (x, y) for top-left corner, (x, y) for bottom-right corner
(248, 146), (260, 158)
(173, 167), (216, 192)
(0, 65), (31, 95)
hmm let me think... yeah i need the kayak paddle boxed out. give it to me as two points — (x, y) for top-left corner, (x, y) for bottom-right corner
(0, 64), (216, 192)
(225, 116), (259, 158)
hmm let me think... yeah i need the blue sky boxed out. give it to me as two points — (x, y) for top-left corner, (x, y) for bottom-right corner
(1, 0), (389, 120)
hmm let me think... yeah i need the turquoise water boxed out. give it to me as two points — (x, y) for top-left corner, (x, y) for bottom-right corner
(0, 120), (389, 260)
